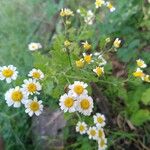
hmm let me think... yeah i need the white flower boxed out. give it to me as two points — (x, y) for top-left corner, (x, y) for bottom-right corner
(93, 113), (106, 128)
(97, 128), (105, 139)
(133, 68), (145, 78)
(0, 65), (18, 83)
(113, 38), (121, 48)
(87, 126), (98, 140)
(93, 67), (104, 77)
(5, 86), (28, 108)
(105, 2), (116, 12)
(83, 53), (93, 64)
(22, 78), (42, 95)
(98, 138), (107, 150)
(95, 0), (105, 8)
(68, 81), (88, 97)
(76, 9), (81, 13)
(136, 59), (147, 68)
(25, 97), (43, 117)
(76, 95), (94, 116)
(76, 121), (88, 134)
(28, 42), (42, 51)
(59, 93), (77, 113)
(143, 74), (150, 83)
(28, 68), (44, 80)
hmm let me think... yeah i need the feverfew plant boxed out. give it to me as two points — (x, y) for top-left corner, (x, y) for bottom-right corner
(1, 0), (150, 149)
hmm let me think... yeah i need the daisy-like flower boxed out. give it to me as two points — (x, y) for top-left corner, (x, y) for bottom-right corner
(22, 78), (42, 95)
(93, 67), (104, 77)
(98, 138), (107, 150)
(25, 97), (43, 117)
(93, 113), (106, 127)
(136, 59), (147, 68)
(83, 53), (93, 64)
(87, 126), (98, 140)
(105, 2), (116, 12)
(76, 95), (94, 116)
(28, 68), (44, 80)
(76, 121), (88, 135)
(5, 86), (28, 108)
(59, 93), (76, 113)
(0, 65), (18, 83)
(68, 81), (88, 97)
(95, 0), (105, 8)
(113, 38), (121, 48)
(28, 42), (42, 51)
(97, 128), (105, 139)
(143, 74), (150, 83)
(82, 41), (92, 50)
(133, 68), (145, 78)
(60, 8), (74, 17)
(76, 59), (84, 68)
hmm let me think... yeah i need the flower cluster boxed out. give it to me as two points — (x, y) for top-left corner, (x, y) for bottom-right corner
(95, 0), (116, 12)
(76, 113), (107, 150)
(133, 59), (150, 83)
(0, 65), (45, 117)
(59, 81), (94, 116)
(60, 8), (74, 17)
(75, 41), (106, 77)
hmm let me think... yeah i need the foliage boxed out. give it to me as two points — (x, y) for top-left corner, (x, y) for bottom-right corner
(0, 0), (150, 150)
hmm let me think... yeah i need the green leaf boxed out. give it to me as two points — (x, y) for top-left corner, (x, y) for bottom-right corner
(141, 88), (150, 105)
(130, 109), (150, 126)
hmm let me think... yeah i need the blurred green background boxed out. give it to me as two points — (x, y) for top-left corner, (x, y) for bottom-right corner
(0, 0), (150, 149)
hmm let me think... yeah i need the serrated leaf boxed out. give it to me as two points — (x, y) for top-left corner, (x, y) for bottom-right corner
(130, 109), (150, 126)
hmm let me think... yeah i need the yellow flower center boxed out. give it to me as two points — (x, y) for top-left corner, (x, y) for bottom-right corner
(30, 101), (39, 111)
(79, 125), (85, 132)
(90, 129), (96, 136)
(27, 83), (37, 92)
(11, 91), (23, 102)
(76, 60), (84, 68)
(74, 85), (84, 94)
(96, 67), (103, 76)
(32, 44), (37, 49)
(144, 75), (150, 82)
(96, 0), (104, 7)
(133, 71), (145, 78)
(107, 3), (113, 9)
(84, 55), (92, 63)
(83, 43), (91, 50)
(98, 130), (103, 138)
(100, 139), (105, 147)
(80, 99), (90, 110)
(2, 69), (13, 77)
(114, 40), (121, 48)
(137, 61), (144, 67)
(32, 72), (40, 79)
(64, 97), (74, 108)
(97, 116), (104, 123)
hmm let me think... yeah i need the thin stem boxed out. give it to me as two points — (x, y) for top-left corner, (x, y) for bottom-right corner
(76, 112), (82, 121)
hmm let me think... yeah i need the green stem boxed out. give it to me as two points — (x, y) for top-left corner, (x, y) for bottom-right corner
(76, 112), (82, 121)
